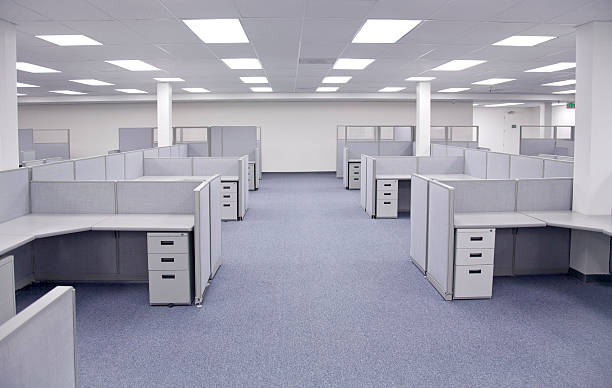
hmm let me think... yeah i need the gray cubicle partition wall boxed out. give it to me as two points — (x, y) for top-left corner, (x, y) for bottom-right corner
(444, 179), (517, 213)
(486, 152), (511, 179)
(144, 157), (193, 176)
(124, 150), (144, 179)
(116, 181), (200, 214)
(463, 149), (487, 178)
(0, 256), (15, 324)
(543, 159), (573, 178)
(0, 286), (77, 388)
(105, 153), (125, 180)
(193, 157), (239, 176)
(379, 141), (414, 156)
(365, 157), (376, 217)
(0, 168), (30, 223)
(555, 139), (574, 156)
(516, 178), (573, 211)
(342, 148), (349, 188)
(194, 179), (212, 305)
(445, 146), (466, 157)
(74, 156), (106, 180)
(143, 148), (159, 158)
(430, 143), (447, 156)
(510, 155), (544, 179)
(31, 181), (117, 214)
(410, 174), (430, 274)
(31, 160), (75, 181)
(238, 156), (249, 218)
(520, 139), (556, 156)
(187, 142), (208, 157)
(360, 154), (368, 210)
(18, 129), (34, 161)
(158, 147), (172, 157)
(416, 156), (464, 174)
(208, 176), (222, 278)
(119, 127), (154, 152)
(20, 150), (37, 163)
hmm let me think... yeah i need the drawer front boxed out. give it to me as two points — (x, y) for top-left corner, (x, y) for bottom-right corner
(348, 176), (360, 189)
(221, 181), (238, 193)
(349, 163), (361, 171)
(148, 253), (190, 271)
(221, 201), (238, 220)
(147, 233), (189, 254)
(351, 169), (360, 176)
(148, 270), (191, 305)
(454, 265), (493, 299)
(377, 179), (398, 191)
(455, 248), (494, 266)
(456, 229), (495, 249)
(248, 178), (255, 191)
(376, 199), (398, 218)
(221, 191), (238, 202)
(377, 190), (398, 200)
(248, 163), (255, 172)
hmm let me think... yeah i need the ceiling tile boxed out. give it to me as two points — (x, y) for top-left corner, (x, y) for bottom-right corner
(85, 0), (173, 19)
(14, 0), (112, 20)
(235, 0), (305, 18)
(159, 0), (240, 18)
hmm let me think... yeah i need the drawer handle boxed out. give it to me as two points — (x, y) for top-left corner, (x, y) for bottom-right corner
(468, 269), (482, 274)
(161, 274), (175, 279)
(469, 253), (482, 258)
(384, 201), (391, 205)
(383, 193), (390, 195)
(384, 183), (391, 186)
(161, 257), (175, 263)
(223, 194), (231, 198)
(470, 236), (483, 241)
(160, 240), (174, 246)
(223, 204), (231, 207)
(223, 186), (231, 189)
(353, 178), (358, 181)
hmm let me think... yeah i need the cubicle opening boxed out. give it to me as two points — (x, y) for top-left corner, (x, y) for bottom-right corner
(519, 126), (575, 156)
(18, 128), (71, 162)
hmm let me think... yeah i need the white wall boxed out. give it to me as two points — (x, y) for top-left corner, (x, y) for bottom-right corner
(19, 100), (472, 172)
(552, 105), (576, 126)
(474, 106), (540, 154)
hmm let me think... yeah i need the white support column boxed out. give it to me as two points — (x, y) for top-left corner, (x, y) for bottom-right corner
(573, 21), (612, 216)
(415, 82), (431, 156)
(156, 82), (173, 147)
(0, 20), (18, 170)
(538, 102), (552, 138)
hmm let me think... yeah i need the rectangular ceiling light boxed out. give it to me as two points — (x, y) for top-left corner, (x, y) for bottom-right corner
(552, 89), (576, 94)
(183, 19), (249, 43)
(183, 88), (210, 93)
(316, 87), (339, 92)
(115, 89), (147, 94)
(16, 62), (60, 73)
(333, 58), (375, 70)
(154, 77), (185, 82)
(106, 60), (160, 71)
(525, 62), (575, 72)
(251, 87), (273, 92)
(405, 76), (436, 81)
(17, 93), (27, 96)
(352, 19), (421, 43)
(240, 77), (268, 84)
(542, 79), (576, 86)
(49, 90), (86, 95)
(36, 34), (102, 46)
(322, 76), (352, 84)
(552, 102), (566, 106)
(484, 103), (525, 107)
(17, 82), (39, 88)
(379, 87), (406, 92)
(70, 79), (114, 86)
(432, 60), (486, 71)
(222, 58), (262, 69)
(438, 87), (470, 93)
(472, 78), (515, 85)
(492, 35), (556, 47)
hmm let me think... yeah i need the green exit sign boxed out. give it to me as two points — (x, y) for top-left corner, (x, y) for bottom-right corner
(512, 124), (517, 128)
(567, 103), (575, 109)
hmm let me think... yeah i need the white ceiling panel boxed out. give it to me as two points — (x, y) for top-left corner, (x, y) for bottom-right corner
(234, 0), (305, 18)
(63, 21), (148, 45)
(493, 0), (595, 23)
(14, 0), (112, 20)
(368, 0), (450, 19)
(152, 44), (216, 60)
(306, 0), (376, 18)
(85, 0), (173, 20)
(401, 21), (478, 45)
(430, 0), (521, 21)
(301, 19), (363, 44)
(1, 1), (46, 22)
(204, 44), (257, 59)
(128, 20), (201, 44)
(15, 21), (79, 35)
(299, 42), (345, 59)
(549, 0), (612, 24)
(160, 0), (240, 18)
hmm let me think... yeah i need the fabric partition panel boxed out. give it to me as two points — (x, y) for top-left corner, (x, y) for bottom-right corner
(31, 161), (75, 181)
(105, 153), (125, 180)
(31, 181), (116, 214)
(516, 178), (573, 211)
(446, 179), (516, 213)
(143, 148), (158, 158)
(119, 127), (153, 152)
(555, 139), (574, 156)
(124, 150), (144, 179)
(143, 158), (192, 176)
(238, 156), (248, 218)
(543, 159), (573, 177)
(0, 286), (76, 388)
(255, 147), (261, 179)
(343, 148), (349, 188)
(208, 176), (222, 278)
(116, 181), (200, 214)
(193, 158), (239, 176)
(0, 169), (30, 223)
(34, 143), (70, 159)
(194, 180), (211, 305)
(0, 256), (15, 324)
(221, 126), (257, 160)
(430, 144), (447, 156)
(417, 156), (464, 175)
(170, 145), (180, 157)
(20, 150), (37, 162)
(510, 155), (544, 178)
(378, 142), (413, 156)
(366, 157), (375, 217)
(179, 144), (189, 157)
(426, 181), (454, 300)
(463, 149), (487, 178)
(346, 141), (378, 159)
(520, 139), (555, 156)
(360, 154), (367, 210)
(486, 152), (510, 179)
(188, 142), (208, 157)
(256, 140), (262, 179)
(375, 157), (417, 175)
(22, 159), (45, 167)
(410, 174), (429, 274)
(209, 127), (223, 156)
(336, 140), (344, 177)
(158, 147), (171, 157)
(445, 146), (465, 157)
(74, 156), (106, 181)
(18, 129), (34, 153)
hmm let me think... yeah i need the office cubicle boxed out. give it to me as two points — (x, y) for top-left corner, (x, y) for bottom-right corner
(18, 128), (70, 162)
(430, 125), (479, 148)
(118, 127), (157, 152)
(519, 125), (575, 156)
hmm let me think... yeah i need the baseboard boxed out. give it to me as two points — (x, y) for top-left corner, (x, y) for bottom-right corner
(568, 268), (612, 283)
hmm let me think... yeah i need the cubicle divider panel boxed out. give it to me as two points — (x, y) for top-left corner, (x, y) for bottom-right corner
(430, 143), (447, 156)
(0, 286), (76, 388)
(543, 159), (573, 178)
(510, 155), (544, 178)
(366, 157), (375, 217)
(31, 181), (116, 214)
(379, 141), (413, 156)
(336, 140), (344, 177)
(18, 128), (34, 159)
(220, 126), (258, 160)
(446, 179), (517, 213)
(346, 141), (378, 159)
(9, 243), (34, 290)
(410, 174), (429, 274)
(124, 150), (144, 179)
(360, 154), (367, 210)
(426, 181), (455, 300)
(208, 176), (222, 278)
(0, 169), (30, 223)
(486, 152), (510, 179)
(0, 256), (15, 324)
(194, 180), (212, 305)
(178, 144), (189, 157)
(446, 146), (465, 157)
(187, 142), (208, 157)
(34, 143), (70, 160)
(516, 178), (573, 211)
(21, 150), (37, 163)
(170, 145), (180, 157)
(520, 139), (556, 156)
(158, 147), (171, 157)
(31, 161), (75, 181)
(417, 156), (464, 175)
(74, 156), (106, 181)
(255, 147), (261, 178)
(105, 153), (125, 180)
(374, 156), (417, 175)
(555, 139), (574, 156)
(193, 158), (239, 176)
(343, 148), (349, 188)
(143, 158), (193, 176)
(463, 149), (487, 178)
(119, 127), (154, 152)
(514, 227), (571, 274)
(116, 181), (200, 214)
(143, 148), (158, 158)
(238, 156), (248, 217)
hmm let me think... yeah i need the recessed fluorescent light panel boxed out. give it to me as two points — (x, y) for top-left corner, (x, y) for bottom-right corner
(17, 93), (27, 96)
(379, 87), (405, 92)
(49, 90), (86, 95)
(251, 87), (273, 92)
(36, 34), (102, 46)
(154, 78), (185, 82)
(240, 77), (268, 84)
(106, 60), (160, 71)
(352, 19), (421, 43)
(552, 102), (566, 106)
(472, 78), (515, 86)
(16, 82), (39, 88)
(322, 76), (352, 84)
(182, 88), (210, 93)
(222, 58), (262, 69)
(492, 35), (556, 47)
(316, 87), (339, 92)
(542, 79), (576, 86)
(333, 58), (375, 70)
(552, 89), (576, 94)
(438, 88), (470, 93)
(16, 62), (60, 73)
(405, 76), (436, 81)
(473, 103), (480, 106)
(432, 60), (486, 71)
(525, 62), (576, 72)
(183, 19), (249, 43)
(484, 103), (525, 107)
(70, 79), (114, 86)
(115, 89), (147, 94)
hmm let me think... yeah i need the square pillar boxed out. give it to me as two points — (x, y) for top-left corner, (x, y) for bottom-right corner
(157, 82), (173, 147)
(0, 20), (18, 170)
(415, 82), (431, 156)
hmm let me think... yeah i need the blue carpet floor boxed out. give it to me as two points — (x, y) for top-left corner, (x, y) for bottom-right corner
(17, 173), (612, 387)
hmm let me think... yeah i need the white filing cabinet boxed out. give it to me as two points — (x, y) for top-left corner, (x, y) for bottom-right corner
(376, 179), (398, 218)
(221, 181), (238, 220)
(348, 161), (361, 190)
(147, 233), (193, 305)
(453, 228), (495, 299)
(248, 162), (256, 190)
(0, 256), (15, 324)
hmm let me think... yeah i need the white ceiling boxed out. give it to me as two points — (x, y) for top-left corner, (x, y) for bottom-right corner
(4, 0), (610, 100)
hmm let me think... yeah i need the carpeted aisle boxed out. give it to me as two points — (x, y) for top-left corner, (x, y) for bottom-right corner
(17, 172), (612, 387)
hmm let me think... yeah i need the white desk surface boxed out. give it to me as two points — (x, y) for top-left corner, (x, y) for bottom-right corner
(0, 234), (35, 256)
(523, 211), (612, 236)
(426, 174), (478, 181)
(93, 214), (194, 232)
(376, 174), (412, 181)
(455, 212), (546, 229)
(135, 175), (238, 182)
(0, 214), (111, 238)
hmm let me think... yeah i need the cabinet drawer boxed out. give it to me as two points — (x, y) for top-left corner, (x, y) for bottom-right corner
(456, 229), (495, 249)
(221, 192), (238, 202)
(147, 233), (189, 254)
(454, 265), (493, 299)
(377, 190), (398, 200)
(455, 248), (494, 266)
(148, 253), (190, 271)
(348, 176), (360, 189)
(376, 199), (398, 218)
(221, 201), (238, 220)
(377, 179), (398, 191)
(148, 270), (191, 305)
(221, 181), (237, 193)
(349, 163), (361, 171)
(248, 163), (255, 172)
(351, 169), (360, 176)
